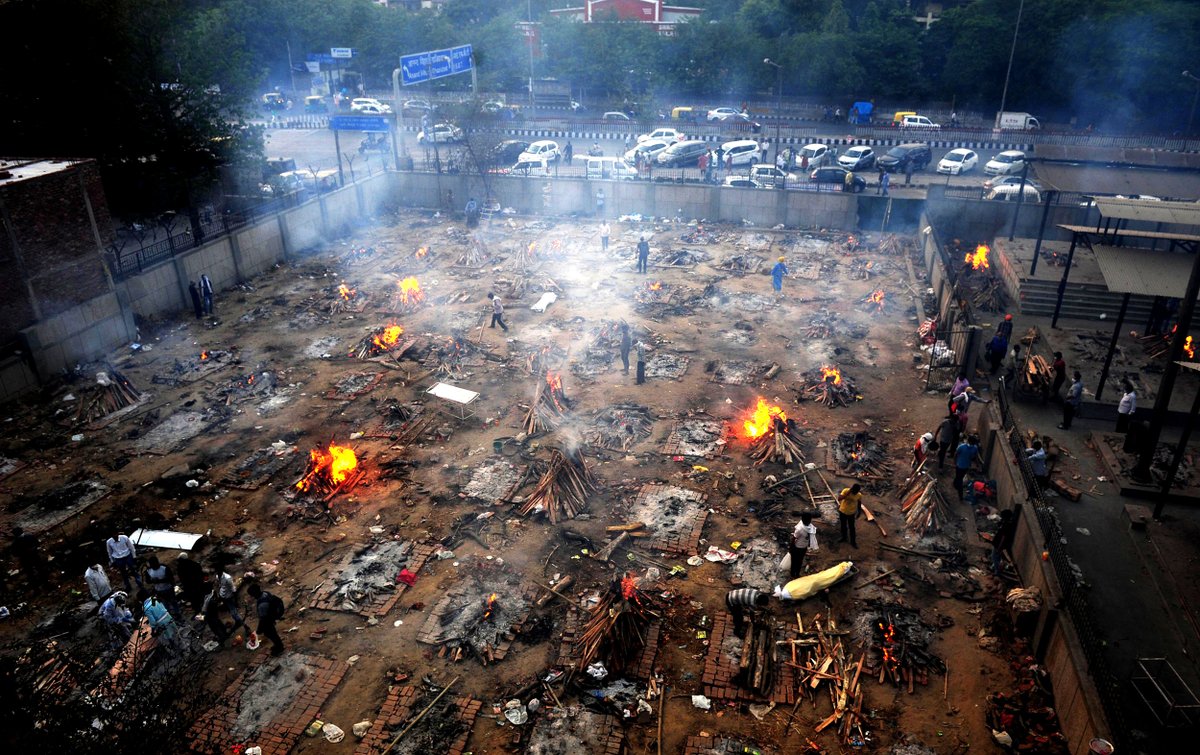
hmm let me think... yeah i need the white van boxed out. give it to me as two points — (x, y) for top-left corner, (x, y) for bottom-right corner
(720, 139), (762, 166)
(586, 156), (638, 180)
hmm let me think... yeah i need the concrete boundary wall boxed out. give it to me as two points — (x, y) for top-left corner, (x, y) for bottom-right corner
(3, 173), (394, 404)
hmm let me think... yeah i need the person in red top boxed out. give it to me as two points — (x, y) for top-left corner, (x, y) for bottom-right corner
(912, 432), (939, 470)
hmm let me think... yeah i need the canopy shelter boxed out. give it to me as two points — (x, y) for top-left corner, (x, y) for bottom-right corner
(1033, 164), (1200, 201)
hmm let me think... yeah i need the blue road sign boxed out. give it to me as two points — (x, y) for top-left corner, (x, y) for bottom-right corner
(329, 115), (390, 133)
(399, 45), (473, 86)
(307, 53), (336, 64)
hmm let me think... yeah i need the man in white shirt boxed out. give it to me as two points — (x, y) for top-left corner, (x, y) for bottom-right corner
(788, 512), (818, 579)
(487, 292), (508, 332)
(106, 531), (140, 590)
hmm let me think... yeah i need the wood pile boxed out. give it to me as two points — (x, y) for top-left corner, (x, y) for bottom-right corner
(876, 234), (906, 256)
(521, 373), (572, 435)
(899, 477), (952, 535)
(804, 311), (867, 340)
(783, 614), (869, 745)
(524, 343), (568, 376)
(717, 253), (763, 275)
(585, 405), (654, 452)
(962, 275), (1005, 312)
(1020, 352), (1053, 394)
(518, 448), (596, 522)
(848, 258), (877, 281)
(1140, 329), (1190, 360)
(74, 367), (144, 424)
(737, 617), (776, 696)
(832, 432), (892, 479)
(798, 368), (861, 408)
(455, 239), (488, 267)
(351, 325), (408, 360)
(748, 417), (807, 466)
(864, 602), (945, 691)
(574, 574), (660, 674)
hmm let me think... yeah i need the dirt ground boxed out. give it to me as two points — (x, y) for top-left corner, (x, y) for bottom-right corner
(0, 208), (1033, 754)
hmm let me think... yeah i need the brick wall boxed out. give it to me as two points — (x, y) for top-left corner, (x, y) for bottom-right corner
(0, 161), (112, 346)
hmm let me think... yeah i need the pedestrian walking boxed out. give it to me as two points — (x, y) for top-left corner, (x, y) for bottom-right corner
(1060, 371), (1083, 429)
(100, 591), (134, 648)
(837, 484), (864, 548)
(724, 587), (769, 638)
(211, 566), (243, 630)
(953, 435), (981, 501)
(904, 160), (914, 186)
(85, 563), (112, 601)
(1025, 440), (1049, 490)
(600, 221), (611, 252)
(564, 141), (573, 165)
(880, 170), (890, 196)
(788, 512), (817, 580)
(11, 526), (47, 582)
(1116, 381), (1136, 432)
(936, 414), (959, 469)
(143, 554), (179, 617)
(487, 292), (508, 332)
(199, 273), (214, 315)
(992, 510), (1016, 577)
(247, 583), (286, 656)
(188, 282), (203, 319)
(619, 323), (632, 374)
(635, 340), (646, 385)
(1049, 352), (1067, 401)
(771, 256), (788, 295)
(912, 431), (938, 471)
(876, 168), (885, 194)
(200, 591), (230, 643)
(636, 235), (650, 273)
(106, 531), (140, 590)
(175, 553), (207, 613)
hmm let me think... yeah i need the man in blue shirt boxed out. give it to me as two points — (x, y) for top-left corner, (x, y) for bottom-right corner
(1025, 440), (1048, 490)
(954, 435), (980, 501)
(100, 591), (133, 648)
(771, 256), (788, 295)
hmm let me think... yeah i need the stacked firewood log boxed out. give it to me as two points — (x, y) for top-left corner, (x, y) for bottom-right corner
(518, 448), (595, 523)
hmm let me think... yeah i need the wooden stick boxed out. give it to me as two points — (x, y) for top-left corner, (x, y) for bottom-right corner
(657, 683), (668, 755)
(533, 581), (573, 604)
(854, 569), (896, 589)
(382, 675), (460, 753)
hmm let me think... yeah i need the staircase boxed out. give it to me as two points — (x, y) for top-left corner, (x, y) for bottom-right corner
(1017, 276), (1157, 324)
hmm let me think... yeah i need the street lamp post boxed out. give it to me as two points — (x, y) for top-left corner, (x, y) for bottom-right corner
(764, 58), (782, 170)
(1184, 71), (1200, 137)
(994, 0), (1025, 129)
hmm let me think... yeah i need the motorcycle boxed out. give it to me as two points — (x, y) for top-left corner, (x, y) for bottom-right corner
(358, 135), (389, 155)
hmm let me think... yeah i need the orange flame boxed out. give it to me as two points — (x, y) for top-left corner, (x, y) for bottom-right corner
(415, 246), (428, 258)
(621, 575), (639, 600)
(483, 592), (499, 620)
(527, 242), (536, 256)
(247, 374), (255, 386)
(397, 276), (424, 306)
(965, 244), (990, 270)
(820, 366), (842, 385)
(296, 443), (358, 492)
(867, 289), (885, 305)
(879, 620), (898, 671)
(337, 283), (355, 300)
(200, 351), (209, 361)
(546, 371), (563, 394)
(743, 398), (787, 439)
(1186, 335), (1195, 360)
(648, 281), (663, 291)
(372, 324), (404, 351)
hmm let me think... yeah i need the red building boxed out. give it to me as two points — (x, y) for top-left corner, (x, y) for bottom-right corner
(549, 0), (702, 35)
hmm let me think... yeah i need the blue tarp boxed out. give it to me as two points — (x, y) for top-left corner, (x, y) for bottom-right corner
(850, 101), (874, 124)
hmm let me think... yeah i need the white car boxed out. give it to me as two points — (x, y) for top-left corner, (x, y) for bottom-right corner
(749, 164), (795, 187)
(837, 145), (875, 171)
(984, 150), (1026, 176)
(900, 114), (940, 129)
(707, 107), (742, 121)
(723, 176), (764, 189)
(351, 98), (392, 114)
(796, 143), (830, 168)
(625, 139), (671, 164)
(638, 128), (684, 144)
(937, 148), (979, 175)
(720, 139), (762, 166)
(417, 123), (463, 143)
(602, 111), (631, 121)
(983, 175), (1043, 192)
(986, 184), (1041, 202)
(518, 139), (560, 163)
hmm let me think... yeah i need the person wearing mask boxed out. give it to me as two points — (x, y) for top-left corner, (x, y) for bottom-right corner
(85, 563), (112, 601)
(1049, 352), (1067, 402)
(1025, 440), (1049, 489)
(788, 512), (818, 580)
(771, 256), (788, 296)
(837, 484), (864, 548)
(1060, 372), (1084, 430)
(247, 583), (286, 656)
(636, 236), (650, 274)
(954, 435), (981, 501)
(143, 554), (179, 618)
(143, 592), (179, 651)
(912, 432), (939, 471)
(635, 340), (646, 385)
(936, 414), (960, 470)
(199, 273), (214, 315)
(100, 591), (134, 648)
(211, 566), (243, 631)
(1117, 381), (1137, 432)
(599, 221), (611, 252)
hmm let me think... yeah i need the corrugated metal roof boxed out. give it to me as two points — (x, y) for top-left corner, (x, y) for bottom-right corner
(1057, 224), (1200, 243)
(1035, 144), (1200, 169)
(1094, 197), (1200, 224)
(1032, 163), (1200, 200)
(1091, 245), (1198, 297)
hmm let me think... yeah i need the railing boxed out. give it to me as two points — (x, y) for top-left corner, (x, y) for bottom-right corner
(995, 385), (1128, 749)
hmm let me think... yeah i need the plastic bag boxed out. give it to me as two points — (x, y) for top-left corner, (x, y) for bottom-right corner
(323, 723), (345, 743)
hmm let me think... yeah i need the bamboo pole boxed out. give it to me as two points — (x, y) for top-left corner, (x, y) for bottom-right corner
(382, 675), (460, 753)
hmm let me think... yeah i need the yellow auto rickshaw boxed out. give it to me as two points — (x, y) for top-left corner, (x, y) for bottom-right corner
(304, 95), (327, 113)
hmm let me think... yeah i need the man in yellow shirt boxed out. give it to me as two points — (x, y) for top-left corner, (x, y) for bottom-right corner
(837, 484), (864, 548)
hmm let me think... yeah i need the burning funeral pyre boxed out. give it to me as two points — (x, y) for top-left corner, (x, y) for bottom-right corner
(294, 441), (363, 499)
(574, 574), (660, 675)
(742, 398), (806, 466)
(518, 448), (596, 523)
(585, 405), (654, 452)
(216, 370), (277, 405)
(1140, 324), (1196, 361)
(859, 289), (888, 312)
(799, 366), (861, 407)
(522, 371), (572, 435)
(351, 324), (405, 359)
(857, 601), (945, 691)
(384, 276), (426, 313)
(524, 342), (568, 376)
(955, 242), (1005, 312)
(330, 282), (364, 314)
(832, 432), (893, 479)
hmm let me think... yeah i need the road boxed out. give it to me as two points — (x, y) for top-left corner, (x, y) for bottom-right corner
(263, 126), (1006, 193)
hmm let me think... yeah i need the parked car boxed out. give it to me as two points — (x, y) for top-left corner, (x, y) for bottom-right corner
(655, 140), (709, 167)
(402, 99), (433, 115)
(518, 139), (560, 163)
(983, 175), (1043, 192)
(749, 165), (795, 187)
(602, 111), (632, 122)
(984, 150), (1027, 176)
(900, 114), (940, 129)
(795, 143), (831, 169)
(722, 112), (762, 132)
(638, 127), (685, 144)
(937, 148), (979, 175)
(700, 107), (739, 122)
(487, 140), (530, 167)
(351, 98), (392, 114)
(811, 166), (866, 192)
(720, 139), (762, 167)
(837, 146), (875, 171)
(723, 176), (764, 189)
(625, 139), (671, 164)
(509, 157), (551, 176)
(586, 156), (638, 180)
(480, 100), (506, 114)
(877, 143), (932, 173)
(986, 184), (1041, 202)
(417, 123), (463, 143)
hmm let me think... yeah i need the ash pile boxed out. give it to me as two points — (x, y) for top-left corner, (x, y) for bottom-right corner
(805, 310), (868, 340)
(832, 432), (893, 479)
(585, 405), (655, 452)
(320, 540), (416, 613)
(415, 558), (532, 664)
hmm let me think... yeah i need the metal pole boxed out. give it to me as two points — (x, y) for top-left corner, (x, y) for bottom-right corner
(764, 58), (783, 170)
(1154, 384), (1200, 520)
(334, 130), (344, 187)
(1184, 72), (1200, 136)
(1134, 248), (1200, 481)
(1050, 236), (1077, 329)
(1008, 161), (1029, 241)
(1095, 292), (1130, 402)
(995, 0), (1025, 129)
(391, 68), (402, 169)
(1029, 188), (1054, 275)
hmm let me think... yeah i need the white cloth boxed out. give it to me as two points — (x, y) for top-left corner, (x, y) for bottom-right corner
(85, 564), (112, 600)
(792, 523), (818, 551)
(1118, 391), (1136, 415)
(106, 534), (135, 561)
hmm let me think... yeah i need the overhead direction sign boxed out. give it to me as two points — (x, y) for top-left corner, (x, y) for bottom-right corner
(331, 47), (355, 59)
(399, 44), (473, 86)
(329, 115), (389, 133)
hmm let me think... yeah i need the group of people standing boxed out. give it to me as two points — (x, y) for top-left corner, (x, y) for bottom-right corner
(188, 273), (214, 319)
